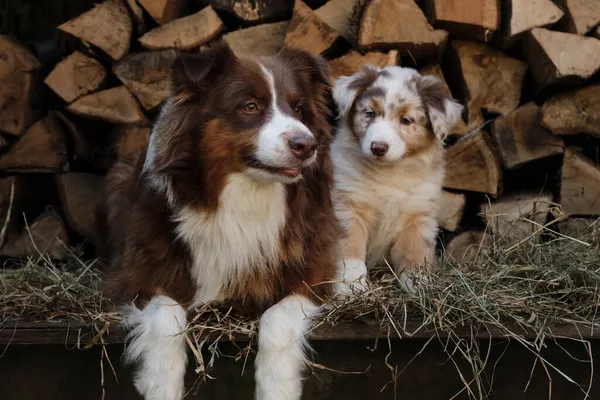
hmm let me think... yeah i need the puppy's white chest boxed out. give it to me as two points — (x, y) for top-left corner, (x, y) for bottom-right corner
(174, 174), (288, 306)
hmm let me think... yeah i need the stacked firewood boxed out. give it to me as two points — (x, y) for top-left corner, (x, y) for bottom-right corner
(0, 0), (599, 260)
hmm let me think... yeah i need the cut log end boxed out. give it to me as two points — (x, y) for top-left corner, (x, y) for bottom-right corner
(560, 148), (600, 217)
(329, 50), (398, 82)
(541, 84), (600, 138)
(66, 86), (148, 126)
(284, 0), (341, 56)
(44, 51), (107, 103)
(425, 0), (500, 42)
(224, 21), (290, 58)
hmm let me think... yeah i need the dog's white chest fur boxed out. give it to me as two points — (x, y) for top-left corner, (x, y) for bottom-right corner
(174, 173), (288, 306)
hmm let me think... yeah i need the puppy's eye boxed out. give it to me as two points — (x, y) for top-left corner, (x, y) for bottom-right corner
(400, 117), (412, 125)
(365, 110), (376, 118)
(244, 102), (259, 113)
(294, 104), (303, 117)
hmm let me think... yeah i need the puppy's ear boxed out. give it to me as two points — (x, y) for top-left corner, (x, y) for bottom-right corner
(333, 65), (380, 117)
(416, 75), (464, 140)
(172, 40), (237, 92)
(278, 47), (332, 86)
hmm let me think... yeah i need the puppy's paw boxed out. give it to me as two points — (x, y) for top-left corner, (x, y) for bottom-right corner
(334, 259), (368, 301)
(398, 268), (430, 294)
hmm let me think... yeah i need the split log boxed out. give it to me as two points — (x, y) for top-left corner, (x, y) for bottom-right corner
(0, 210), (69, 259)
(481, 193), (554, 241)
(138, 0), (183, 25)
(284, 0), (341, 56)
(57, 0), (132, 61)
(111, 125), (152, 163)
(66, 86), (148, 126)
(44, 52), (107, 103)
(524, 28), (600, 91)
(560, 148), (600, 217)
(224, 21), (289, 57)
(444, 131), (502, 196)
(554, 0), (600, 35)
(541, 84), (600, 138)
(500, 0), (564, 46)
(449, 41), (527, 131)
(423, 0), (500, 42)
(0, 114), (68, 173)
(437, 191), (466, 232)
(315, 0), (358, 40)
(491, 102), (564, 169)
(55, 173), (104, 243)
(113, 50), (176, 111)
(358, 0), (448, 66)
(139, 6), (225, 50)
(329, 50), (398, 82)
(207, 0), (294, 24)
(445, 231), (490, 263)
(126, 0), (147, 34)
(418, 64), (468, 137)
(0, 176), (27, 246)
(0, 35), (40, 136)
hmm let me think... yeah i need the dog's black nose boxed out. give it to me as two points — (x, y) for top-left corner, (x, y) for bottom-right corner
(288, 136), (317, 160)
(370, 141), (389, 157)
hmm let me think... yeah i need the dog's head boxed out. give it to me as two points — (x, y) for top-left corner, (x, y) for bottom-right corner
(333, 65), (463, 163)
(144, 41), (332, 201)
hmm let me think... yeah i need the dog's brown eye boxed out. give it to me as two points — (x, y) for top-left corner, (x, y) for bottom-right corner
(244, 102), (259, 113)
(294, 105), (302, 116)
(401, 117), (412, 125)
(365, 110), (376, 118)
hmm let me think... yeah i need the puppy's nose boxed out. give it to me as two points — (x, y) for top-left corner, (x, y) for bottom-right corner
(288, 136), (317, 160)
(370, 141), (389, 157)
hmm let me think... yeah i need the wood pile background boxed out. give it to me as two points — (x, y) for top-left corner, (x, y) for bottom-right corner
(1, 0), (599, 261)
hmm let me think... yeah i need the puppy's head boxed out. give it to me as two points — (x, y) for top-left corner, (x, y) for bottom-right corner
(147, 41), (332, 189)
(333, 65), (463, 163)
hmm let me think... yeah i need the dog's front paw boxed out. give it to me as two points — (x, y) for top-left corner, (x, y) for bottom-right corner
(334, 259), (369, 300)
(397, 266), (431, 294)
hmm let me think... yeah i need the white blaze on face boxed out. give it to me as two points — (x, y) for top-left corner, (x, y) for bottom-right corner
(362, 118), (406, 162)
(254, 64), (315, 168)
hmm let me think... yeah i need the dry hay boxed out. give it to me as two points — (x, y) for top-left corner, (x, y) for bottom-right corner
(1, 215), (600, 398)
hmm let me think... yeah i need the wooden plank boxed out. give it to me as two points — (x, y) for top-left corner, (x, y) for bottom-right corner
(2, 320), (599, 345)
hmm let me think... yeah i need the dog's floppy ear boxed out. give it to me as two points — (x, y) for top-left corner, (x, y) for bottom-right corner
(416, 75), (464, 140)
(333, 65), (380, 117)
(172, 40), (237, 93)
(278, 47), (332, 86)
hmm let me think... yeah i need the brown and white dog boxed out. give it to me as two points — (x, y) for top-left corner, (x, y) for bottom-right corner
(101, 41), (338, 400)
(330, 65), (463, 294)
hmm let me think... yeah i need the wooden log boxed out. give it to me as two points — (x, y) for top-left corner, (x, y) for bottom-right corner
(524, 28), (600, 91)
(0, 35), (40, 136)
(139, 6), (225, 50)
(445, 231), (490, 263)
(500, 0), (564, 47)
(444, 131), (502, 196)
(284, 0), (341, 56)
(0, 209), (69, 259)
(44, 52), (107, 103)
(54, 111), (94, 166)
(0, 114), (68, 173)
(560, 147), (600, 217)
(113, 50), (176, 111)
(57, 0), (132, 61)
(0, 135), (9, 153)
(126, 0), (147, 34)
(554, 0), (600, 35)
(315, 0), (358, 40)
(491, 102), (564, 169)
(224, 21), (289, 57)
(55, 173), (104, 242)
(138, 0), (183, 25)
(66, 86), (148, 126)
(357, 0), (448, 66)
(541, 84), (600, 138)
(207, 0), (293, 24)
(329, 50), (398, 82)
(0, 176), (27, 247)
(423, 0), (500, 42)
(481, 193), (554, 241)
(449, 41), (527, 131)
(437, 191), (466, 232)
(418, 64), (468, 137)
